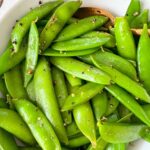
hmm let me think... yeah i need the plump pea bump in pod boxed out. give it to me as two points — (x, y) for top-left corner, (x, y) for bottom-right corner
(11, 1), (62, 53)
(34, 57), (68, 144)
(24, 22), (39, 87)
(56, 15), (109, 41)
(114, 17), (136, 60)
(39, 0), (82, 52)
(14, 99), (61, 150)
(137, 24), (150, 94)
(73, 102), (97, 148)
(50, 57), (111, 85)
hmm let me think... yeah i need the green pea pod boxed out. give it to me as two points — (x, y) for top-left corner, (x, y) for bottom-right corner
(118, 104), (131, 119)
(51, 67), (72, 125)
(114, 17), (136, 60)
(0, 128), (19, 150)
(14, 99), (61, 150)
(105, 95), (119, 116)
(50, 57), (111, 85)
(91, 91), (108, 121)
(105, 84), (150, 127)
(91, 50), (138, 80)
(0, 39), (27, 76)
(91, 55), (150, 103)
(67, 17), (79, 24)
(0, 77), (8, 97)
(66, 121), (80, 137)
(73, 102), (96, 147)
(20, 147), (41, 150)
(87, 137), (108, 150)
(107, 111), (119, 123)
(0, 108), (35, 144)
(81, 31), (116, 48)
(65, 73), (82, 87)
(0, 98), (8, 108)
(106, 143), (127, 150)
(34, 57), (68, 144)
(43, 48), (98, 56)
(52, 37), (110, 51)
(130, 9), (149, 28)
(125, 0), (141, 24)
(78, 55), (93, 64)
(62, 82), (104, 111)
(137, 24), (150, 94)
(40, 1), (82, 51)
(67, 134), (90, 148)
(26, 79), (36, 102)
(4, 65), (28, 99)
(98, 122), (146, 143)
(11, 1), (62, 53)
(24, 22), (39, 87)
(56, 15), (108, 42)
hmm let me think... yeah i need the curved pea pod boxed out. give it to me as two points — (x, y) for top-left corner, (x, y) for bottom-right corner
(114, 17), (136, 60)
(34, 57), (68, 144)
(62, 82), (104, 111)
(40, 1), (82, 51)
(0, 39), (27, 76)
(0, 108), (35, 144)
(137, 24), (150, 94)
(4, 65), (28, 99)
(11, 1), (62, 53)
(56, 15), (108, 42)
(51, 67), (72, 125)
(65, 73), (82, 87)
(67, 17), (79, 24)
(67, 135), (90, 148)
(87, 137), (108, 150)
(50, 57), (111, 85)
(78, 55), (93, 64)
(73, 102), (96, 147)
(43, 47), (98, 56)
(24, 22), (39, 87)
(14, 99), (61, 150)
(106, 143), (127, 150)
(81, 31), (116, 48)
(91, 55), (150, 103)
(52, 37), (110, 51)
(0, 98), (8, 108)
(91, 50), (138, 80)
(0, 128), (19, 150)
(20, 147), (41, 150)
(98, 122), (146, 143)
(105, 95), (119, 116)
(66, 121), (80, 137)
(105, 84), (150, 127)
(0, 77), (8, 97)
(125, 0), (141, 24)
(130, 9), (149, 28)
(91, 91), (108, 121)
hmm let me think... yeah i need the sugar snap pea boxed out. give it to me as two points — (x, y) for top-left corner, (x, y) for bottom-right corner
(91, 91), (108, 121)
(51, 66), (72, 125)
(106, 143), (127, 150)
(77, 55), (93, 64)
(40, 1), (81, 51)
(56, 15), (108, 41)
(73, 102), (96, 147)
(91, 55), (150, 103)
(125, 0), (141, 24)
(52, 37), (110, 51)
(81, 31), (116, 48)
(62, 82), (104, 111)
(11, 1), (62, 53)
(114, 17), (136, 60)
(91, 50), (138, 80)
(105, 84), (150, 126)
(0, 108), (35, 144)
(137, 24), (150, 94)
(34, 57), (68, 144)
(43, 48), (98, 56)
(24, 22), (39, 87)
(14, 99), (61, 150)
(50, 57), (111, 85)
(0, 128), (19, 150)
(4, 65), (28, 99)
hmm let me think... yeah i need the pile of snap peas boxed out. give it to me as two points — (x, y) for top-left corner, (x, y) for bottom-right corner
(1, 0), (150, 149)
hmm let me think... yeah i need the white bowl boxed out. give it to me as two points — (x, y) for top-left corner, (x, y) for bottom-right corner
(0, 0), (150, 149)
